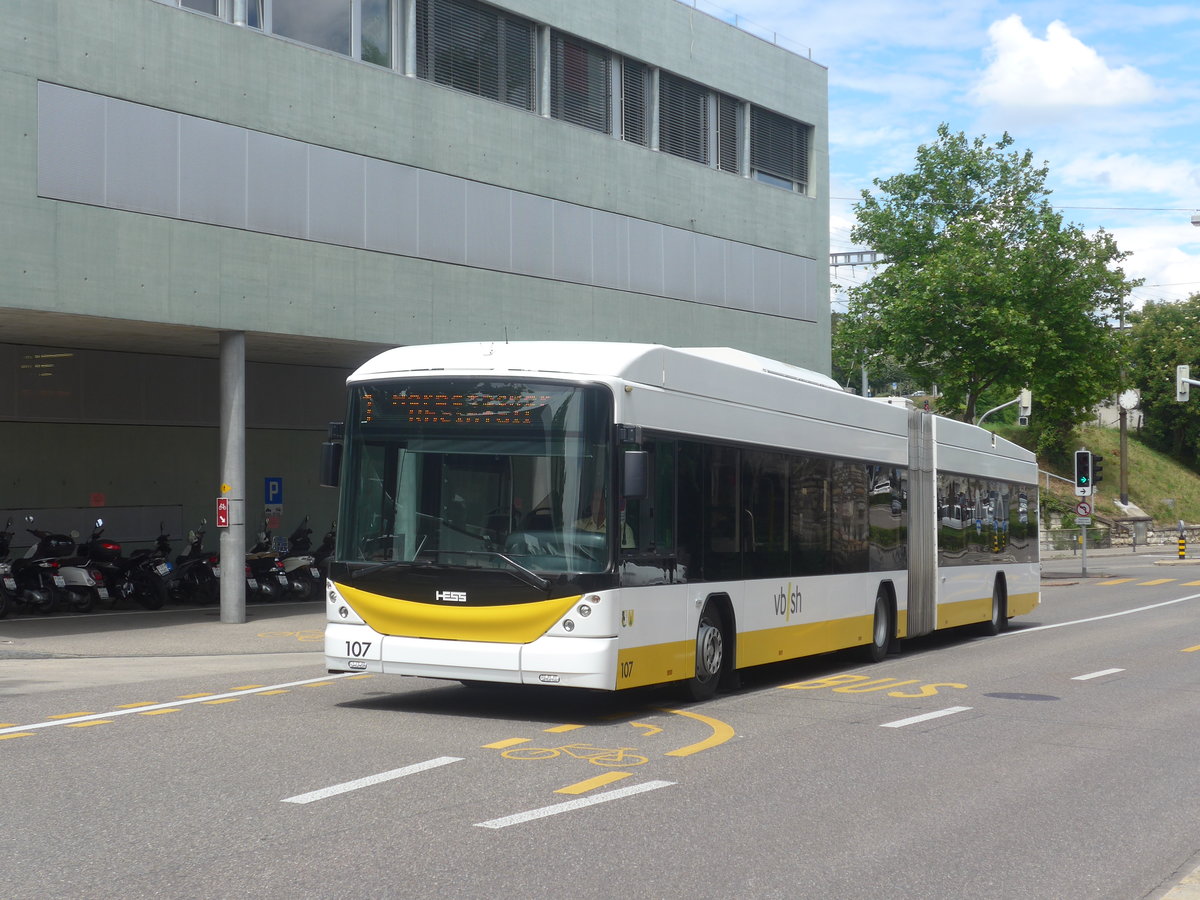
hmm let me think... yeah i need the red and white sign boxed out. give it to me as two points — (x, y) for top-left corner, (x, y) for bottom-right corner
(216, 497), (230, 528)
(1075, 501), (1092, 517)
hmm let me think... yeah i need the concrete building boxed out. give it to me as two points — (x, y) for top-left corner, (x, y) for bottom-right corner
(1, 0), (829, 558)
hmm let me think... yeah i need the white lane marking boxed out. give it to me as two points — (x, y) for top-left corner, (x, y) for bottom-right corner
(1004, 594), (1200, 636)
(475, 780), (676, 829)
(282, 757), (463, 805)
(881, 706), (973, 729)
(0, 673), (355, 736)
(1072, 668), (1125, 681)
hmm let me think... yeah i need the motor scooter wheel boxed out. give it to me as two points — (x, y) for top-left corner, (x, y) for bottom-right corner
(133, 574), (167, 610)
(65, 586), (95, 614)
(0, 590), (9, 619)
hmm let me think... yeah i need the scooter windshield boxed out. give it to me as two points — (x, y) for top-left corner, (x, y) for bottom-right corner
(337, 378), (615, 575)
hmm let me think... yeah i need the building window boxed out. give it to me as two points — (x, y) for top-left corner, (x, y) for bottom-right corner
(550, 32), (611, 134)
(181, 0), (219, 14)
(659, 71), (708, 164)
(716, 93), (740, 173)
(621, 59), (650, 146)
(751, 106), (811, 192)
(415, 0), (537, 112)
(271, 0), (352, 56)
(361, 0), (392, 67)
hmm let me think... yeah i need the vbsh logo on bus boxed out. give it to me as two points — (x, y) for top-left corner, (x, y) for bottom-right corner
(773, 584), (802, 620)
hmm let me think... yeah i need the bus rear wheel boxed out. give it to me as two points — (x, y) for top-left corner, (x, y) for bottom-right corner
(685, 604), (726, 701)
(865, 588), (892, 663)
(982, 579), (1007, 636)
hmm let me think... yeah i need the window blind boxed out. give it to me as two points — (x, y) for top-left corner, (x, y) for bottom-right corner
(659, 72), (708, 164)
(550, 32), (611, 133)
(750, 106), (810, 190)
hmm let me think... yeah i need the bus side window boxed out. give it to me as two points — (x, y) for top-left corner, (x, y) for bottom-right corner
(622, 439), (675, 554)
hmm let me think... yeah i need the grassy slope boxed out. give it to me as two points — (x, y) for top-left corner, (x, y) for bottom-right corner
(993, 424), (1200, 527)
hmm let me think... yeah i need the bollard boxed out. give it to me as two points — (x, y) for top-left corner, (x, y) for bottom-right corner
(1181, 536), (1187, 560)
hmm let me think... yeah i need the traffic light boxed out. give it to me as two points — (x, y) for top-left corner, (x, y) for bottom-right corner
(1074, 449), (1093, 496)
(1179, 365), (1192, 402)
(1092, 454), (1104, 486)
(1017, 388), (1032, 426)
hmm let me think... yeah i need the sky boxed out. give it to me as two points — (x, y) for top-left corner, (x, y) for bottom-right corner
(685, 0), (1200, 312)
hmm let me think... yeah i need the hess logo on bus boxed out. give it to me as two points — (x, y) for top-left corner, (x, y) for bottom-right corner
(436, 590), (467, 603)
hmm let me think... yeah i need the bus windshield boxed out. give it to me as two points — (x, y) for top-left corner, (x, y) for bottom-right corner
(337, 378), (614, 575)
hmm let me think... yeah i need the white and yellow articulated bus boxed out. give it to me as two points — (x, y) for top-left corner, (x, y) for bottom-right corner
(321, 342), (1039, 699)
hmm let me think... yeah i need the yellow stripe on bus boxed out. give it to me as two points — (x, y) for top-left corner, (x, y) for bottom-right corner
(335, 582), (580, 643)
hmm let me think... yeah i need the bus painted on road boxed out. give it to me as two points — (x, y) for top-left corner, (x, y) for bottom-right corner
(322, 342), (1038, 698)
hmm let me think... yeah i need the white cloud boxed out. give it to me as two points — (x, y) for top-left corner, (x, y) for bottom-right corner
(971, 15), (1155, 109)
(1059, 154), (1200, 201)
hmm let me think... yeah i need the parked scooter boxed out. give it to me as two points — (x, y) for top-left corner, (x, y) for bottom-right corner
(279, 516), (321, 600)
(313, 521), (336, 581)
(245, 521), (289, 601)
(1, 517), (58, 616)
(76, 519), (169, 610)
(18, 517), (102, 613)
(170, 519), (219, 604)
(0, 518), (18, 618)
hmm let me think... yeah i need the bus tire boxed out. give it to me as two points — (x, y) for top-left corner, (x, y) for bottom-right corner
(865, 587), (892, 663)
(685, 603), (726, 702)
(982, 578), (1007, 636)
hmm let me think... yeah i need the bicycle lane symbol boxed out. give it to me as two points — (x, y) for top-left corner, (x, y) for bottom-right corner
(500, 743), (650, 767)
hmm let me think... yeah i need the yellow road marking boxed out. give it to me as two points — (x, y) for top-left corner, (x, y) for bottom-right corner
(1183, 645), (1200, 653)
(662, 708), (736, 758)
(115, 702), (158, 709)
(232, 684), (265, 690)
(1138, 579), (1175, 586)
(140, 709), (179, 716)
(0, 733), (36, 741)
(1099, 578), (1135, 585)
(48, 712), (93, 719)
(202, 698), (239, 705)
(347, 674), (374, 680)
(0, 723), (17, 728)
(66, 720), (111, 728)
(483, 738), (531, 749)
(1185, 581), (1200, 587)
(177, 693), (213, 699)
(303, 682), (336, 688)
(631, 722), (663, 736)
(544, 724), (584, 733)
(256, 689), (290, 696)
(556, 772), (633, 794)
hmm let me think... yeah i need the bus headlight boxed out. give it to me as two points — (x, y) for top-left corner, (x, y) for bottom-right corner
(577, 603), (592, 617)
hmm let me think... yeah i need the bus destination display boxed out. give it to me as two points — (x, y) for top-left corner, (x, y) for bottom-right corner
(362, 390), (554, 426)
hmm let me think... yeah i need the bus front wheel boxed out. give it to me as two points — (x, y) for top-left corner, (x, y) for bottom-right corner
(686, 604), (726, 701)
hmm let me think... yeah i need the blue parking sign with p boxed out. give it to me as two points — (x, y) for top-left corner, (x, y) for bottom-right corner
(264, 477), (283, 505)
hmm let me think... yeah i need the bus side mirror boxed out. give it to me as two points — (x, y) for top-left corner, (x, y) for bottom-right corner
(623, 450), (648, 499)
(320, 441), (342, 488)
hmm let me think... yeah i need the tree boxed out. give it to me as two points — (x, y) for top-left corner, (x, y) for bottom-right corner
(834, 125), (1139, 459)
(1127, 294), (1200, 464)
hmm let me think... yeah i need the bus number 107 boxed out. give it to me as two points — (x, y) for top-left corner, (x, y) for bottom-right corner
(345, 641), (372, 657)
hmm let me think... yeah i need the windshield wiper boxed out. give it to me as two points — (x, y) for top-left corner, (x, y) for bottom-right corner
(419, 549), (551, 591)
(349, 547), (549, 592)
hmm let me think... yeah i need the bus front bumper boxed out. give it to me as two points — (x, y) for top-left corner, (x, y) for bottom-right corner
(326, 622), (618, 690)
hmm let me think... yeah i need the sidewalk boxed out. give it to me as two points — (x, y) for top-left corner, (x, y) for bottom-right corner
(0, 600), (326, 661)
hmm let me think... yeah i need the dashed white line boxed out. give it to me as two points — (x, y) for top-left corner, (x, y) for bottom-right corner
(1072, 668), (1125, 681)
(474, 780), (676, 829)
(881, 706), (973, 729)
(283, 757), (463, 804)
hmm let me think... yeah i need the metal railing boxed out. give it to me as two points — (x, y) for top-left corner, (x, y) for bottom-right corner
(674, 0), (813, 58)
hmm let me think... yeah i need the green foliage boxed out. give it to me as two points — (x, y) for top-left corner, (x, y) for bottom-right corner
(1127, 294), (1200, 463)
(834, 124), (1140, 451)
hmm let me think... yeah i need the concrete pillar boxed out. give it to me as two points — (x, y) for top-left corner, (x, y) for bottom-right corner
(219, 331), (247, 624)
